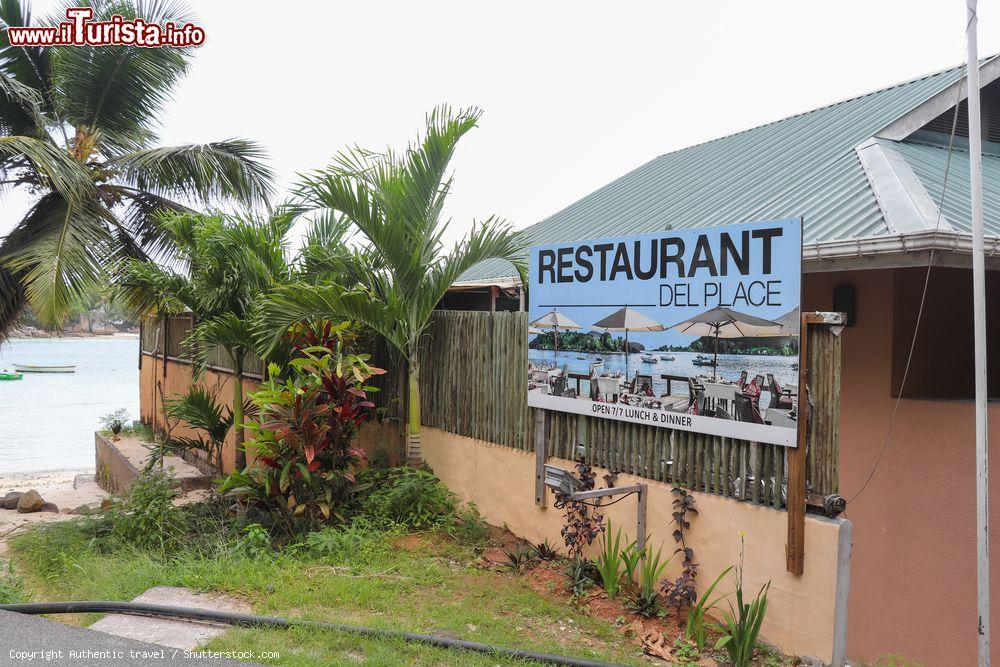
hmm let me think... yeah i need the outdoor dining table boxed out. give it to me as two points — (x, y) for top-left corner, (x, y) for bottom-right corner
(530, 368), (563, 383)
(595, 375), (623, 401)
(701, 380), (737, 413)
(765, 407), (797, 428)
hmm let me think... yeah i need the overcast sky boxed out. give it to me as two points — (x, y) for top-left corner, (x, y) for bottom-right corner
(3, 0), (998, 247)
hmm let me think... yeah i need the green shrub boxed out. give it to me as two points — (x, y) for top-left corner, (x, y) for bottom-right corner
(594, 521), (625, 600)
(0, 562), (25, 603)
(362, 468), (458, 530)
(111, 470), (185, 551)
(302, 522), (391, 564)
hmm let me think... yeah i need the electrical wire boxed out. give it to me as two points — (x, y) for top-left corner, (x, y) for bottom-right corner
(846, 41), (973, 506)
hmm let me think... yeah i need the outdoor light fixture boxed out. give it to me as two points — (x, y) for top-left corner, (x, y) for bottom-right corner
(543, 464), (582, 497)
(543, 463), (650, 553)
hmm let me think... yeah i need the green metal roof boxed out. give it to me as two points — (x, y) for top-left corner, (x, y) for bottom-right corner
(892, 136), (1000, 237)
(461, 62), (981, 283)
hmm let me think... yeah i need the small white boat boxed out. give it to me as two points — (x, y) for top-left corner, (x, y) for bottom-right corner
(659, 354), (676, 361)
(640, 354), (657, 363)
(13, 363), (76, 374)
(576, 355), (589, 360)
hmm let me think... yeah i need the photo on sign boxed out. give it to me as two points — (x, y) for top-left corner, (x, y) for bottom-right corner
(527, 219), (802, 447)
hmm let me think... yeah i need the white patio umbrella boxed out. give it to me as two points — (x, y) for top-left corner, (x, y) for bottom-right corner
(774, 307), (801, 336)
(591, 305), (665, 379)
(529, 309), (581, 357)
(668, 306), (783, 380)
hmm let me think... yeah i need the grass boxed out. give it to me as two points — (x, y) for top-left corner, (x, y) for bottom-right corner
(4, 516), (646, 666)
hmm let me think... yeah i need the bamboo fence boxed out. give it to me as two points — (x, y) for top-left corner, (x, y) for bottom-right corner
(142, 310), (842, 503)
(385, 310), (841, 503)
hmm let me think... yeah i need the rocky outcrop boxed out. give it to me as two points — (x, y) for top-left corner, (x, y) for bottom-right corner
(1, 491), (23, 509)
(16, 489), (45, 513)
(3, 489), (58, 514)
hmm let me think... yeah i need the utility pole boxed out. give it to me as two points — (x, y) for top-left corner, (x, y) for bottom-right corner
(966, 1), (990, 664)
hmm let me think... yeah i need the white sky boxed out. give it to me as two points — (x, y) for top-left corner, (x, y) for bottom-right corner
(3, 0), (999, 248)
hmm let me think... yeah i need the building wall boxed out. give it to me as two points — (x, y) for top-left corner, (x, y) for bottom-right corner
(420, 427), (849, 664)
(139, 268), (1000, 664)
(805, 268), (1000, 666)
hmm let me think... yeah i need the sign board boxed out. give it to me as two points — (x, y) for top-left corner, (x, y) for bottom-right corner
(527, 218), (802, 447)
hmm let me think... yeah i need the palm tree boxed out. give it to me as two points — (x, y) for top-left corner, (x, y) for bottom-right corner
(0, 0), (273, 339)
(121, 210), (296, 471)
(256, 106), (525, 466)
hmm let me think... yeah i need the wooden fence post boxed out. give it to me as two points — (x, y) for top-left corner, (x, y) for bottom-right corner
(788, 312), (846, 575)
(535, 409), (550, 507)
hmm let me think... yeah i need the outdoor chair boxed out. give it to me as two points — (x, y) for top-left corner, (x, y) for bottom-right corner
(686, 377), (706, 415)
(632, 373), (654, 396)
(767, 373), (794, 409)
(736, 370), (747, 391)
(733, 394), (764, 424)
(743, 374), (764, 408)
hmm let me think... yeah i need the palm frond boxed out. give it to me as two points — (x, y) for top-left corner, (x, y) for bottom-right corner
(0, 0), (53, 103)
(0, 195), (112, 327)
(117, 256), (191, 320)
(47, 0), (195, 152)
(108, 139), (275, 208)
(189, 311), (254, 373)
(254, 282), (406, 358)
(0, 70), (51, 137)
(0, 261), (26, 340)
(419, 217), (526, 325)
(0, 134), (93, 203)
(102, 184), (195, 263)
(163, 384), (232, 443)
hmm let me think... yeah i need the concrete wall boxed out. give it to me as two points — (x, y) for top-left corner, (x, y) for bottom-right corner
(804, 269), (1000, 666)
(420, 426), (849, 664)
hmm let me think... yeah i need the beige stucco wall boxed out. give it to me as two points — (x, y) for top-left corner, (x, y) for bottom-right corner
(420, 426), (847, 663)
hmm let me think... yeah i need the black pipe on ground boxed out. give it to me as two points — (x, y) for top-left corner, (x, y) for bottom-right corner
(0, 601), (628, 667)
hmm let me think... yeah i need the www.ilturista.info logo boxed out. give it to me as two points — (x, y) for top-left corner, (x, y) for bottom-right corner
(7, 7), (205, 47)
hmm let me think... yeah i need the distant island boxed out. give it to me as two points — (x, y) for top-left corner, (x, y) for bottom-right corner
(529, 331), (797, 356)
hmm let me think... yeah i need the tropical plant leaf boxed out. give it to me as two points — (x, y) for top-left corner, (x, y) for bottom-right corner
(47, 0), (194, 152)
(108, 139), (275, 208)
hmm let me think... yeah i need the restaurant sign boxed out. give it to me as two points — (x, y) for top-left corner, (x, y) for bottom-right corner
(527, 219), (802, 447)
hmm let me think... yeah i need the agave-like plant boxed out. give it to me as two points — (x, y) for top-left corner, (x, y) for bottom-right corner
(0, 0), (273, 338)
(255, 105), (526, 465)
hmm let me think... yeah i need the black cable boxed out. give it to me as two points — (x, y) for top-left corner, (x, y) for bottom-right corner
(0, 601), (627, 667)
(574, 491), (638, 508)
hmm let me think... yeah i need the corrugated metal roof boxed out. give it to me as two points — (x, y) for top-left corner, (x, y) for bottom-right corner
(892, 137), (1000, 237)
(462, 63), (973, 282)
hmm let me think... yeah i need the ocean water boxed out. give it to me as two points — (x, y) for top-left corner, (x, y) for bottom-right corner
(0, 336), (140, 474)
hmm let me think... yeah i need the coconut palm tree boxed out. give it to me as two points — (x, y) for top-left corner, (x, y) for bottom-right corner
(256, 106), (525, 466)
(0, 0), (273, 339)
(120, 209), (296, 470)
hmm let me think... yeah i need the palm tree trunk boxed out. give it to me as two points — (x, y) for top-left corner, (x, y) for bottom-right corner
(407, 359), (422, 467)
(233, 353), (247, 472)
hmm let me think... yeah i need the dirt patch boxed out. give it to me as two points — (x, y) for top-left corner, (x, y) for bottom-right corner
(391, 533), (427, 552)
(516, 560), (699, 664)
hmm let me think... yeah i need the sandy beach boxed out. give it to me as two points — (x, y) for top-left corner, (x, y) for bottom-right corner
(0, 469), (107, 552)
